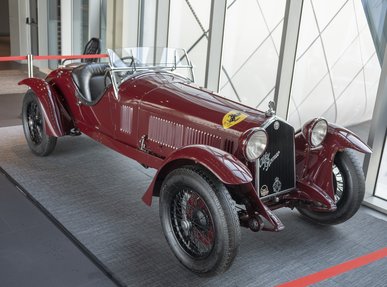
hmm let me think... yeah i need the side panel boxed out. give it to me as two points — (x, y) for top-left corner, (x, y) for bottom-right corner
(113, 77), (144, 146)
(142, 145), (253, 205)
(19, 78), (73, 137)
(77, 87), (115, 137)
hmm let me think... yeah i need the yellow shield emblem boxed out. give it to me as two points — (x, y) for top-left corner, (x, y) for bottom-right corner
(222, 110), (248, 129)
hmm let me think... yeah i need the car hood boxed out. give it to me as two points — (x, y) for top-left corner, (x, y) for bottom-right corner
(137, 72), (270, 135)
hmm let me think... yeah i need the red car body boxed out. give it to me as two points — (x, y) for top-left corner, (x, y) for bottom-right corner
(19, 61), (371, 232)
(19, 47), (373, 274)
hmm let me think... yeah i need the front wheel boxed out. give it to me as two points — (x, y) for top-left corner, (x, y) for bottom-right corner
(159, 166), (241, 276)
(22, 90), (57, 156)
(298, 149), (365, 225)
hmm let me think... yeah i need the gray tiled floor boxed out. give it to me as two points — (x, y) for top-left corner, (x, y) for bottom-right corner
(0, 125), (386, 287)
(0, 93), (23, 127)
(0, 171), (117, 287)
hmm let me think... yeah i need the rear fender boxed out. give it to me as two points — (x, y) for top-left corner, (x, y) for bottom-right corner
(19, 78), (73, 137)
(142, 145), (253, 206)
(295, 123), (371, 202)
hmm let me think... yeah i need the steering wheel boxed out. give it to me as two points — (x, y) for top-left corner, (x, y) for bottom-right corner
(120, 56), (135, 67)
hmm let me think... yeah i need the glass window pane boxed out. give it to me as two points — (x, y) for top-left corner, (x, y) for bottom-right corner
(168, 0), (211, 87)
(289, 0), (381, 135)
(100, 0), (107, 52)
(220, 0), (286, 108)
(72, 0), (89, 54)
(48, 0), (61, 69)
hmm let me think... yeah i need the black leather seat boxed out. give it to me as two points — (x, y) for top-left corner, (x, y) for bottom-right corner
(72, 63), (109, 104)
(82, 38), (101, 63)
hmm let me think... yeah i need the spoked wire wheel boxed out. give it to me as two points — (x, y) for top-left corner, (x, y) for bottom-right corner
(332, 164), (345, 204)
(159, 167), (240, 275)
(170, 188), (215, 259)
(22, 91), (57, 156)
(25, 100), (43, 145)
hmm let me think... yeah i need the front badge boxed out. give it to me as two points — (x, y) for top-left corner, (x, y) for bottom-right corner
(260, 185), (269, 197)
(222, 110), (248, 129)
(260, 151), (280, 172)
(273, 177), (282, 193)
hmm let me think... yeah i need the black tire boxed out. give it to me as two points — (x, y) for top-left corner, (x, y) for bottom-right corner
(22, 90), (57, 156)
(159, 166), (241, 276)
(298, 149), (365, 225)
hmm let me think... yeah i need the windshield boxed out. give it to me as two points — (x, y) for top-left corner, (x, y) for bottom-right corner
(107, 47), (195, 82)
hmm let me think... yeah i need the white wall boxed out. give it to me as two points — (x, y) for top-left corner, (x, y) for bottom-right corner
(106, 0), (139, 50)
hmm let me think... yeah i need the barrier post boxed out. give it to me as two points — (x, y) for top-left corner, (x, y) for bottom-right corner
(27, 54), (34, 78)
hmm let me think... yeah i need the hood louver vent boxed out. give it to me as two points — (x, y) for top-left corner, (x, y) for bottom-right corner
(184, 127), (221, 148)
(148, 116), (221, 150)
(148, 116), (184, 149)
(120, 105), (133, 134)
(224, 139), (235, 154)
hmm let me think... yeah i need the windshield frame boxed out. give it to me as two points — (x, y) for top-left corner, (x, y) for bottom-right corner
(107, 47), (195, 99)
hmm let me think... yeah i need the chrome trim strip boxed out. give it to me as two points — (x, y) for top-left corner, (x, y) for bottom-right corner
(261, 115), (286, 129)
(255, 159), (260, 195)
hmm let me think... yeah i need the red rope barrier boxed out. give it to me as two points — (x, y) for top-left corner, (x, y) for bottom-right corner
(34, 54), (108, 60)
(0, 54), (108, 62)
(0, 56), (28, 62)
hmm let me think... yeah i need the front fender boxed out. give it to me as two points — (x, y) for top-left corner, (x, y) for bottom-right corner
(295, 123), (371, 202)
(325, 123), (372, 153)
(142, 145), (253, 206)
(19, 78), (73, 137)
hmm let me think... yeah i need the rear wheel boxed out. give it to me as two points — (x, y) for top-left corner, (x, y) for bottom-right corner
(298, 149), (365, 225)
(159, 166), (241, 276)
(22, 90), (57, 156)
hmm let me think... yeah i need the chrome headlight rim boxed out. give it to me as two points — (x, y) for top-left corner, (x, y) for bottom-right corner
(303, 118), (328, 147)
(241, 128), (268, 162)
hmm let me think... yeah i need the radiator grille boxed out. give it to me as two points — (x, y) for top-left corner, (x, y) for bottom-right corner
(257, 119), (295, 198)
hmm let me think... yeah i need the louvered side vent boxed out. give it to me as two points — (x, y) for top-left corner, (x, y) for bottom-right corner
(224, 139), (235, 154)
(120, 105), (133, 134)
(184, 127), (221, 148)
(148, 116), (184, 149)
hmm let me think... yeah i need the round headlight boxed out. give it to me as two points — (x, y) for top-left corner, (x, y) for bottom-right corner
(310, 119), (328, 147)
(245, 129), (268, 162)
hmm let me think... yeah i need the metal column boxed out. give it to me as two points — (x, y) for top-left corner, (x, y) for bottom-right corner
(204, 0), (227, 92)
(27, 54), (34, 78)
(154, 0), (170, 48)
(88, 0), (101, 39)
(363, 47), (387, 213)
(60, 0), (73, 54)
(273, 0), (304, 119)
(123, 0), (140, 47)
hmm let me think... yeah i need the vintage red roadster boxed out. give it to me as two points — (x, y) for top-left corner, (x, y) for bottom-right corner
(20, 47), (371, 275)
